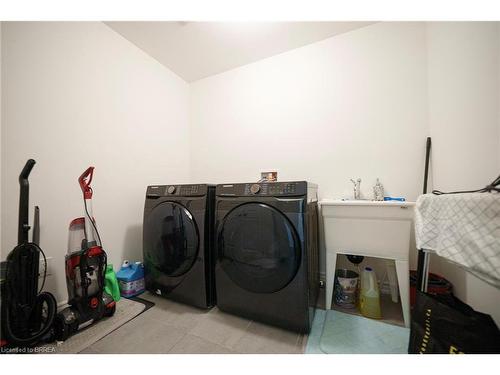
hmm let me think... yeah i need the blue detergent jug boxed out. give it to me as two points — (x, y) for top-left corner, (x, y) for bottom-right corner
(116, 260), (145, 298)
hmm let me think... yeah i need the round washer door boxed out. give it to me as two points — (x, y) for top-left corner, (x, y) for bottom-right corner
(218, 202), (301, 293)
(144, 201), (199, 277)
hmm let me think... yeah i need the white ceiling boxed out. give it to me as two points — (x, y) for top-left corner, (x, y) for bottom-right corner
(105, 22), (375, 82)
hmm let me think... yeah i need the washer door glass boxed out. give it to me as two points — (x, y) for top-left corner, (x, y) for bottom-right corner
(144, 202), (199, 277)
(219, 202), (301, 293)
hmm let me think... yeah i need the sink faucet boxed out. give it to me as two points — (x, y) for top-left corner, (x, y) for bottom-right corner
(350, 178), (362, 200)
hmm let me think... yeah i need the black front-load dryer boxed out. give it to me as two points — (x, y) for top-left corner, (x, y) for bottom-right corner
(143, 184), (215, 308)
(215, 181), (319, 333)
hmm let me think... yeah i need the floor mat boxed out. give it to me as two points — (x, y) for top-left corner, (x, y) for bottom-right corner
(130, 295), (155, 311)
(306, 309), (409, 354)
(43, 297), (148, 354)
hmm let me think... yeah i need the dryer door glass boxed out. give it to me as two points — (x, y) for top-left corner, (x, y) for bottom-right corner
(144, 202), (199, 277)
(219, 202), (301, 293)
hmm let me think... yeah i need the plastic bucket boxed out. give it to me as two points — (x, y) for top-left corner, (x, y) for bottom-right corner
(334, 269), (359, 308)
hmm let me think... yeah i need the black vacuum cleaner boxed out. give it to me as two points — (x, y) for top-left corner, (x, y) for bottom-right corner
(0, 159), (57, 349)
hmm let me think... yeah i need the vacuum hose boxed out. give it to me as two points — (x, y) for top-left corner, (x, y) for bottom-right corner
(3, 291), (57, 346)
(2, 243), (57, 346)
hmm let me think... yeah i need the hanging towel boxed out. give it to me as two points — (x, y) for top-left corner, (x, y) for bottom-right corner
(415, 192), (500, 288)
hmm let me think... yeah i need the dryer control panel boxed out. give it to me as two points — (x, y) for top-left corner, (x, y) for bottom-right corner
(146, 184), (209, 198)
(216, 181), (307, 197)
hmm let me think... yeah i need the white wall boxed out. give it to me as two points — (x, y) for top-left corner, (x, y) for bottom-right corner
(427, 22), (499, 191)
(427, 22), (500, 324)
(1, 22), (191, 304)
(190, 22), (428, 201)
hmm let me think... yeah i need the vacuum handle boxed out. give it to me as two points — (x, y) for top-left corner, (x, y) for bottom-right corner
(18, 159), (36, 245)
(79, 167), (94, 199)
(19, 159), (36, 182)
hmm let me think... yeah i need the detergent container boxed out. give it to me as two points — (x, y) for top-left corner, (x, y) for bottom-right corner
(104, 264), (121, 302)
(359, 267), (382, 319)
(116, 260), (145, 298)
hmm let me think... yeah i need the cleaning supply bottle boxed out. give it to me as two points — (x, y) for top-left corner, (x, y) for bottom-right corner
(116, 260), (145, 298)
(359, 267), (382, 319)
(104, 264), (121, 302)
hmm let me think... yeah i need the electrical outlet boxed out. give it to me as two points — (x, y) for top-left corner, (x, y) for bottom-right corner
(39, 256), (53, 278)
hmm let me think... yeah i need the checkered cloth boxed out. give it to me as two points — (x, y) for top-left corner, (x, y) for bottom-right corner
(415, 192), (500, 288)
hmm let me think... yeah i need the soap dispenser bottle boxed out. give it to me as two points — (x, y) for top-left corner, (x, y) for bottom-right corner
(373, 178), (384, 201)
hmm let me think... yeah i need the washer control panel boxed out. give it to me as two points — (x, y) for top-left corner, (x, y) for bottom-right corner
(146, 184), (208, 197)
(217, 181), (306, 197)
(249, 184), (261, 194)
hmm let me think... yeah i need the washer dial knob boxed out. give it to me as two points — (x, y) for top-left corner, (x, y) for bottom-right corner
(250, 184), (261, 194)
(167, 186), (176, 194)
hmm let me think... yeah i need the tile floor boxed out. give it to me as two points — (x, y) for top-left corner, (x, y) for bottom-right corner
(81, 291), (307, 354)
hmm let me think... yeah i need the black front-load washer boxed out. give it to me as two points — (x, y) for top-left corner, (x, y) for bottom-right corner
(143, 184), (215, 308)
(215, 181), (319, 333)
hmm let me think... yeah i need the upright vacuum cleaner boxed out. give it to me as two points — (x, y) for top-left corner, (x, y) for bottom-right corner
(54, 167), (116, 341)
(0, 159), (57, 349)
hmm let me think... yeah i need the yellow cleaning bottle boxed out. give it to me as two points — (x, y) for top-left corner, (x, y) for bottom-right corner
(359, 266), (382, 319)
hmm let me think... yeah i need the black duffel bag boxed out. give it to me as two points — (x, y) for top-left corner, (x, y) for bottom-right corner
(409, 290), (500, 354)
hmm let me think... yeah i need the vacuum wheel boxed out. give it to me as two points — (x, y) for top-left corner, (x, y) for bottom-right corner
(104, 303), (116, 318)
(54, 315), (71, 342)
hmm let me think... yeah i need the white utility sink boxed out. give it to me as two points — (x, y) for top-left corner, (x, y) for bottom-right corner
(320, 199), (415, 327)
